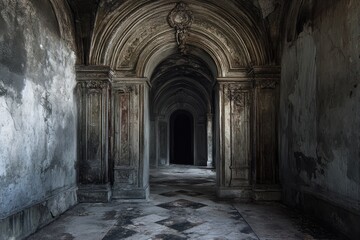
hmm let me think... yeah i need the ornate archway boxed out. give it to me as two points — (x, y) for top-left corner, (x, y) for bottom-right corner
(76, 1), (280, 201)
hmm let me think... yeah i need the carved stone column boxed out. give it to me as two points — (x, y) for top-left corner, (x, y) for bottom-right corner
(253, 71), (281, 201)
(215, 79), (253, 199)
(156, 116), (168, 166)
(207, 113), (214, 167)
(76, 66), (111, 202)
(111, 78), (150, 199)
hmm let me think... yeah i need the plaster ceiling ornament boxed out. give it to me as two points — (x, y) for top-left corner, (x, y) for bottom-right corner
(167, 2), (193, 54)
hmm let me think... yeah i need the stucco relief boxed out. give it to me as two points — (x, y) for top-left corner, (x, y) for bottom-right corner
(195, 20), (243, 67)
(119, 21), (164, 67)
(77, 80), (109, 89)
(256, 79), (278, 89)
(168, 2), (193, 54)
(225, 84), (252, 108)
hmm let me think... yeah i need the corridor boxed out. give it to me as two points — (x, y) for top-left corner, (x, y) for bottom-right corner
(26, 166), (344, 240)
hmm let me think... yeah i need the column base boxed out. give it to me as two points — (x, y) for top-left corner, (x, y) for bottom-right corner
(252, 185), (282, 201)
(216, 185), (282, 201)
(216, 186), (252, 200)
(112, 185), (149, 200)
(77, 183), (112, 203)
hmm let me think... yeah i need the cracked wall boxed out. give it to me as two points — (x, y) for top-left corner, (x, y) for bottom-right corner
(0, 0), (77, 226)
(280, 1), (360, 238)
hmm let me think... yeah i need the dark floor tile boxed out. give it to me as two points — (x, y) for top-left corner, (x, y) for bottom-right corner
(157, 199), (207, 210)
(152, 178), (213, 186)
(156, 217), (203, 232)
(228, 209), (244, 221)
(102, 227), (137, 240)
(176, 190), (204, 196)
(240, 225), (253, 234)
(160, 190), (204, 197)
(116, 216), (133, 226)
(160, 191), (178, 197)
(27, 233), (75, 240)
(151, 234), (187, 240)
(102, 210), (117, 220)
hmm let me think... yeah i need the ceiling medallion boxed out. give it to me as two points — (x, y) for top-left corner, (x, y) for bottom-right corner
(167, 2), (193, 54)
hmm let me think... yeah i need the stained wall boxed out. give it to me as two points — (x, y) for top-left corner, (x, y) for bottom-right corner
(0, 0), (77, 238)
(280, 1), (360, 238)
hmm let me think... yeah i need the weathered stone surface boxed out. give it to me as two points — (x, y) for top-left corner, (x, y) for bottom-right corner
(0, 0), (77, 238)
(280, 1), (360, 238)
(215, 81), (252, 198)
(0, 187), (77, 240)
(111, 80), (150, 199)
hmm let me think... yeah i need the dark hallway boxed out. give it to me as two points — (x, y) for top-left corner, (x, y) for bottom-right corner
(170, 110), (194, 165)
(1, 1), (360, 239)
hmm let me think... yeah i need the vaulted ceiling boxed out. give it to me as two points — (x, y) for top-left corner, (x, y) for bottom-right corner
(62, 0), (294, 76)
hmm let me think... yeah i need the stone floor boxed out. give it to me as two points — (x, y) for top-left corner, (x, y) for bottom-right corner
(26, 166), (346, 240)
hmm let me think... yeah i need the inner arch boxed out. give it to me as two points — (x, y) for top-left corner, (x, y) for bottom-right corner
(150, 53), (215, 167)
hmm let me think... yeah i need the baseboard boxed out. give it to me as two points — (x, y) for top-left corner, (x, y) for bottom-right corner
(252, 185), (282, 201)
(283, 186), (360, 240)
(216, 187), (252, 200)
(112, 185), (149, 200)
(0, 186), (77, 240)
(302, 191), (360, 240)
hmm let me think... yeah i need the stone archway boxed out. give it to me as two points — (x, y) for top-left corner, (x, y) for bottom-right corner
(76, 1), (280, 201)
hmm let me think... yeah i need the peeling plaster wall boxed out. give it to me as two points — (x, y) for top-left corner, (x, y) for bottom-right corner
(0, 0), (77, 230)
(280, 1), (360, 238)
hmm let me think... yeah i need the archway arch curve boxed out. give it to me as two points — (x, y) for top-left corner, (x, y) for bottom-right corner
(90, 0), (271, 77)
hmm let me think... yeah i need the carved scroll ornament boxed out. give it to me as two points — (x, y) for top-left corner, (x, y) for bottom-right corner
(77, 80), (109, 89)
(168, 2), (193, 54)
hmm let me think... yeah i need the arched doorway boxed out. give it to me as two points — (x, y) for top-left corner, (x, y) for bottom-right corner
(170, 110), (194, 165)
(78, 1), (279, 201)
(149, 54), (214, 167)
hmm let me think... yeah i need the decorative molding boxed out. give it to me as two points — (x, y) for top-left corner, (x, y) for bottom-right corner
(196, 20), (243, 67)
(225, 84), (252, 107)
(76, 66), (112, 81)
(113, 85), (134, 93)
(255, 79), (279, 89)
(168, 2), (193, 54)
(77, 80), (110, 89)
(119, 20), (164, 67)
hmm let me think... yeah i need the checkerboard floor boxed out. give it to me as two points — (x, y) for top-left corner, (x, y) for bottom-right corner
(26, 166), (344, 240)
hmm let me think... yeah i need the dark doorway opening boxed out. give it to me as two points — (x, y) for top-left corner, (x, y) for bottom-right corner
(170, 110), (194, 165)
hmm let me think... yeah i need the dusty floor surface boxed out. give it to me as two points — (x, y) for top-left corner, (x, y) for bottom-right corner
(26, 166), (345, 240)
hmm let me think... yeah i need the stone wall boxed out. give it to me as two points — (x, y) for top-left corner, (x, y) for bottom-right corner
(0, 0), (77, 239)
(280, 1), (360, 238)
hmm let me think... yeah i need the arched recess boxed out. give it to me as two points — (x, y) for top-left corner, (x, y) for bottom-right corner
(150, 53), (214, 167)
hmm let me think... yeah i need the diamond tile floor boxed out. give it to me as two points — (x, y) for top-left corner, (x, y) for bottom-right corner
(26, 166), (346, 240)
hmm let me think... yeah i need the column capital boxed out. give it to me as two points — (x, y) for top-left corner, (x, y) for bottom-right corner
(76, 65), (112, 81)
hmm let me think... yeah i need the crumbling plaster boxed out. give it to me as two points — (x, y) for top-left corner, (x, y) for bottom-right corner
(280, 0), (360, 215)
(0, 0), (77, 219)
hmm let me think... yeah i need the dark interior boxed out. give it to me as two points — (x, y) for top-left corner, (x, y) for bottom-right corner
(170, 110), (194, 165)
